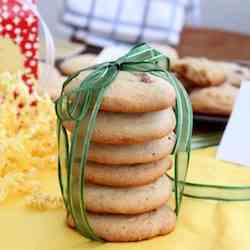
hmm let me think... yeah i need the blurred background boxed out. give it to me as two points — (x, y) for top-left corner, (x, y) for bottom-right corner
(36, 0), (250, 128)
(38, 0), (250, 38)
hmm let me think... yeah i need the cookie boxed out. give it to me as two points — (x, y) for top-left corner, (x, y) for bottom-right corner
(78, 133), (176, 165)
(172, 57), (226, 87)
(59, 54), (97, 75)
(150, 43), (179, 64)
(83, 156), (172, 187)
(190, 83), (239, 115)
(64, 71), (176, 113)
(176, 75), (195, 93)
(64, 108), (176, 144)
(220, 62), (250, 87)
(37, 62), (64, 100)
(84, 175), (171, 214)
(67, 205), (176, 242)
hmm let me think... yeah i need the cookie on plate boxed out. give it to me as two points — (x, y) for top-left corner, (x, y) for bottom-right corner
(83, 156), (172, 187)
(190, 83), (239, 115)
(67, 205), (176, 242)
(64, 108), (176, 144)
(220, 62), (250, 87)
(78, 133), (176, 165)
(59, 54), (97, 75)
(172, 57), (226, 87)
(64, 71), (176, 113)
(85, 175), (171, 214)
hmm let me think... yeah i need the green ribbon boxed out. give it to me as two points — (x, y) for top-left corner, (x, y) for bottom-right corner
(55, 43), (193, 241)
(180, 132), (250, 201)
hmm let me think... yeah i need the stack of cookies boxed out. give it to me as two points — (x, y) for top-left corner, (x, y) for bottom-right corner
(64, 71), (177, 242)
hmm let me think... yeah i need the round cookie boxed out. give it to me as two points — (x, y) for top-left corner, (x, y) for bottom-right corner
(85, 175), (171, 214)
(59, 54), (97, 75)
(220, 62), (250, 87)
(80, 133), (176, 165)
(190, 83), (239, 115)
(67, 205), (176, 242)
(64, 108), (176, 144)
(150, 43), (179, 65)
(64, 71), (176, 113)
(172, 57), (226, 87)
(84, 156), (172, 187)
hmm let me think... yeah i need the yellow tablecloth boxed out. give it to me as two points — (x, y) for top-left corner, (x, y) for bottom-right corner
(1, 147), (250, 250)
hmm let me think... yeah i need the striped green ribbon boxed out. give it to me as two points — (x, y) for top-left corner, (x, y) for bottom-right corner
(55, 43), (193, 240)
(179, 132), (250, 201)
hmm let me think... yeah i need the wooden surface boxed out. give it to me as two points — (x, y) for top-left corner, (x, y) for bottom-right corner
(178, 27), (250, 61)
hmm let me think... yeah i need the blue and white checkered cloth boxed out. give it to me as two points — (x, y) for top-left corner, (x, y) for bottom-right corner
(62, 0), (200, 46)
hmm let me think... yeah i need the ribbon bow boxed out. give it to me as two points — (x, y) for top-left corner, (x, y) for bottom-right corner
(55, 43), (193, 241)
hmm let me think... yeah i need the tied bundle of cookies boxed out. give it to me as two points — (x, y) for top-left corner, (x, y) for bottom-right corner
(172, 57), (250, 116)
(55, 44), (192, 242)
(63, 70), (176, 242)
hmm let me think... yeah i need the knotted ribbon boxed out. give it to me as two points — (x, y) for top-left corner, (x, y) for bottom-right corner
(55, 43), (193, 240)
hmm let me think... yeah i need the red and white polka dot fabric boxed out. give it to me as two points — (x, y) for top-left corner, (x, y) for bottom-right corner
(0, 0), (38, 85)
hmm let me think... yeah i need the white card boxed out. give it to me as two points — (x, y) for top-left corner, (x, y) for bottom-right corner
(217, 81), (250, 167)
(95, 45), (131, 64)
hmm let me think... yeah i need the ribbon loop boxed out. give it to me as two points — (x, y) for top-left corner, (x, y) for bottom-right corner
(111, 61), (122, 71)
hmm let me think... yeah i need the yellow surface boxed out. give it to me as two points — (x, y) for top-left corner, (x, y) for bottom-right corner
(0, 38), (24, 74)
(1, 147), (250, 250)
